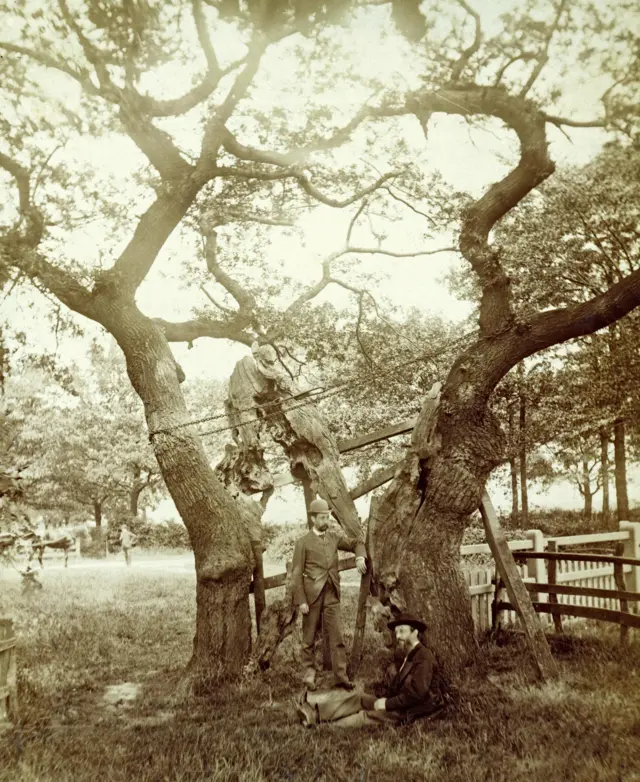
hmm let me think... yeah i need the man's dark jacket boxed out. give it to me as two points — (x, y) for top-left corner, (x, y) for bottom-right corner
(291, 528), (366, 606)
(384, 642), (441, 721)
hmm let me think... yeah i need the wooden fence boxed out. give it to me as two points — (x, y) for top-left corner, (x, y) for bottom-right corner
(461, 521), (640, 635)
(256, 521), (640, 638)
(0, 618), (17, 727)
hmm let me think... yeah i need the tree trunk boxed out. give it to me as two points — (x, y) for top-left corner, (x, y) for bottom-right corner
(600, 427), (610, 527)
(614, 418), (630, 521)
(518, 366), (529, 526)
(582, 457), (592, 520)
(508, 403), (519, 522)
(93, 500), (103, 528)
(370, 383), (505, 682)
(130, 465), (144, 517)
(105, 304), (254, 683)
(509, 457), (519, 522)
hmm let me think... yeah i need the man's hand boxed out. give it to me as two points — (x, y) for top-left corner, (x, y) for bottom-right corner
(355, 556), (367, 575)
(373, 698), (386, 711)
(299, 603), (310, 615)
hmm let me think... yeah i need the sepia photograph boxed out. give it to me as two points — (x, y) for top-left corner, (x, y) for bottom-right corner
(1, 0), (639, 779)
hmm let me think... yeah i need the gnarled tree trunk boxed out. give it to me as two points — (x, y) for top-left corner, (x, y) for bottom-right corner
(107, 305), (254, 682)
(370, 382), (504, 680)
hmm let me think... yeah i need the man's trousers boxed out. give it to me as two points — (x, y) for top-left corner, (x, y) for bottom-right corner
(301, 581), (347, 681)
(311, 690), (402, 728)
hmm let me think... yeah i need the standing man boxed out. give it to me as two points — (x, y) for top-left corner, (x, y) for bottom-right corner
(119, 524), (137, 566)
(292, 497), (367, 691)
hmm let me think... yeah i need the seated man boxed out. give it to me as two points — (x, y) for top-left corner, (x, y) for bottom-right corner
(292, 613), (443, 728)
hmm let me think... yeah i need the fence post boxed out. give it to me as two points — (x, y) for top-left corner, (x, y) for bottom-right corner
(619, 521), (640, 611)
(614, 542), (629, 644)
(547, 541), (563, 634)
(526, 529), (546, 603)
(0, 618), (18, 726)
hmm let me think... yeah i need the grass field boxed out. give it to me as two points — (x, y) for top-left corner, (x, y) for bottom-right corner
(1, 557), (640, 782)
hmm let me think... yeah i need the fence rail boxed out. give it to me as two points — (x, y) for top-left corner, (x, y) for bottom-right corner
(461, 522), (640, 637)
(255, 522), (640, 637)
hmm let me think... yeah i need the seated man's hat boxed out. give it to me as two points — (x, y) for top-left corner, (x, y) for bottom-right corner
(387, 613), (427, 633)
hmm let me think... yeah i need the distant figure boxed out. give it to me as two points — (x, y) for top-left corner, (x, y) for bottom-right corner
(119, 525), (137, 566)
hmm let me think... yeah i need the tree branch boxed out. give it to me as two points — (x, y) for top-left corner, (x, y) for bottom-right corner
(57, 0), (115, 93)
(201, 224), (259, 314)
(542, 114), (606, 129)
(0, 242), (96, 319)
(481, 267), (640, 397)
(118, 94), (194, 180)
(0, 152), (31, 217)
(200, 283), (237, 314)
(198, 37), (268, 173)
(382, 186), (439, 228)
(0, 41), (101, 96)
(493, 53), (537, 87)
(406, 85), (555, 334)
(101, 179), (203, 295)
(450, 0), (482, 83)
(154, 316), (253, 346)
(191, 0), (220, 75)
(221, 100), (378, 168)
(347, 245), (457, 259)
(295, 170), (400, 208)
(519, 0), (568, 98)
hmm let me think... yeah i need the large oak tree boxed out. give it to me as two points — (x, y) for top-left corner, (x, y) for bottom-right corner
(1, 0), (639, 682)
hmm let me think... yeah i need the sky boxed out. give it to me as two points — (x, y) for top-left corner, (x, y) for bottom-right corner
(2, 0), (634, 520)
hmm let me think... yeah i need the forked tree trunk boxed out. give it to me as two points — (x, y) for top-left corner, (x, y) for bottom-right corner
(106, 305), (254, 682)
(614, 419), (630, 521)
(600, 427), (610, 527)
(370, 383), (504, 681)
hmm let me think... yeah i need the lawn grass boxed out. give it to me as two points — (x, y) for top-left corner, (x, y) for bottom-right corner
(1, 560), (640, 782)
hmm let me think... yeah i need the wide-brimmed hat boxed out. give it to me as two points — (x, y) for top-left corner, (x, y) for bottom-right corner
(387, 613), (427, 633)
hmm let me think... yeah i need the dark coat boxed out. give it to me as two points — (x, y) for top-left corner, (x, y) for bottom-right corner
(385, 642), (440, 720)
(292, 528), (366, 606)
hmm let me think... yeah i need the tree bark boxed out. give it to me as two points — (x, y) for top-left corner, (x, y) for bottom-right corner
(614, 418), (630, 521)
(104, 303), (254, 682)
(582, 457), (592, 520)
(130, 465), (144, 517)
(518, 365), (529, 526)
(92, 500), (103, 528)
(508, 403), (519, 522)
(600, 427), (610, 527)
(370, 383), (506, 681)
(509, 457), (519, 522)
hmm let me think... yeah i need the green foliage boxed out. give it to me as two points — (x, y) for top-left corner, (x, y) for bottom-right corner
(3, 341), (163, 523)
(107, 516), (192, 551)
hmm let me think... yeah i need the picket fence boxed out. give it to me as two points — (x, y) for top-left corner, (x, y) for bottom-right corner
(462, 521), (640, 633)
